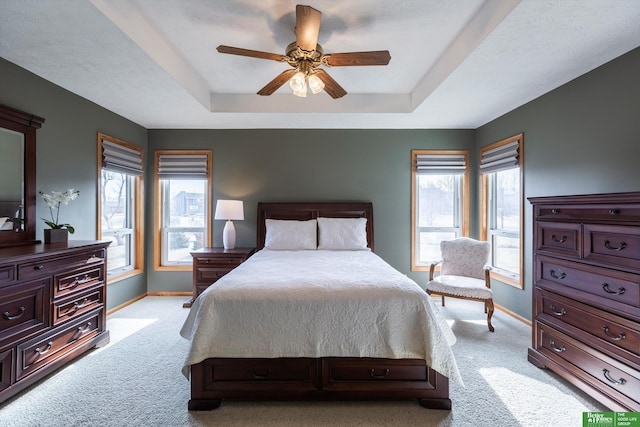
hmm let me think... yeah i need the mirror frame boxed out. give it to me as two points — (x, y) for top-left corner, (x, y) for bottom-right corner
(0, 104), (44, 247)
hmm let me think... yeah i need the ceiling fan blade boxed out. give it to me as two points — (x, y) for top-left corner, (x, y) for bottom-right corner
(257, 69), (297, 96)
(323, 51), (391, 66)
(217, 45), (285, 62)
(314, 69), (347, 99)
(295, 5), (321, 51)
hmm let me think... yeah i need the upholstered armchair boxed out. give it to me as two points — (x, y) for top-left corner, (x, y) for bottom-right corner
(425, 237), (494, 332)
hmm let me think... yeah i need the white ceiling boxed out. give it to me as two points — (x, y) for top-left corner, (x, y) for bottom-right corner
(1, 0), (640, 129)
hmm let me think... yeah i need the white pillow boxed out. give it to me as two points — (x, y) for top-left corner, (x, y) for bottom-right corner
(317, 217), (368, 250)
(264, 219), (317, 250)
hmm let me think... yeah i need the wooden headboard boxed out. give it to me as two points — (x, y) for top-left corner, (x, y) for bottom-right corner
(256, 202), (374, 251)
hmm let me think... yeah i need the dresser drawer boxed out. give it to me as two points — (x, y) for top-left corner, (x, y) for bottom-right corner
(201, 358), (319, 392)
(17, 249), (105, 281)
(194, 256), (246, 268)
(53, 286), (104, 325)
(210, 358), (314, 382)
(537, 256), (640, 310)
(536, 221), (582, 258)
(535, 204), (640, 222)
(0, 264), (15, 287)
(0, 278), (50, 348)
(0, 348), (13, 393)
(194, 266), (233, 286)
(537, 289), (640, 367)
(54, 264), (103, 298)
(322, 358), (434, 391)
(17, 310), (102, 380)
(584, 224), (640, 272)
(537, 324), (640, 408)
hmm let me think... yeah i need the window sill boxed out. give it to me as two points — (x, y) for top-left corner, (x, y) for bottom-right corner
(489, 268), (522, 289)
(107, 268), (143, 284)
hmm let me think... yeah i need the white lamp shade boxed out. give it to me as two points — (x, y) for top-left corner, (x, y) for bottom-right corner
(214, 200), (244, 220)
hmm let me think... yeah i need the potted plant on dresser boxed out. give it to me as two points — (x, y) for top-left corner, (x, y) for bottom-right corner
(39, 188), (80, 243)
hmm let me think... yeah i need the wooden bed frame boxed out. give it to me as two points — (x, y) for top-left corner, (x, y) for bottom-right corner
(187, 201), (451, 411)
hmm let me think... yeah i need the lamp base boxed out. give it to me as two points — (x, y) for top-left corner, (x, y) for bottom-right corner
(222, 220), (236, 250)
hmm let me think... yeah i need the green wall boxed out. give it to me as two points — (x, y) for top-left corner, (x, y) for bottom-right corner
(147, 129), (477, 294)
(476, 46), (640, 318)
(2, 44), (639, 320)
(0, 58), (148, 310)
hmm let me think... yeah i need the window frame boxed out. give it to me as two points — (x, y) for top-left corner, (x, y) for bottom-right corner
(154, 150), (213, 272)
(411, 149), (470, 271)
(480, 133), (524, 289)
(96, 132), (144, 283)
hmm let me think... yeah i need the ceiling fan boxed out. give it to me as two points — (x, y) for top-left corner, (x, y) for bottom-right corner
(216, 4), (391, 99)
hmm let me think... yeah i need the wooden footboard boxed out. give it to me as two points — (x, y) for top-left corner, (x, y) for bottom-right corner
(188, 357), (451, 411)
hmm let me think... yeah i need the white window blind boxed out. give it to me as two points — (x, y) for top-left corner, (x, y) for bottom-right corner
(480, 140), (519, 174)
(158, 154), (208, 179)
(102, 139), (143, 176)
(415, 153), (466, 175)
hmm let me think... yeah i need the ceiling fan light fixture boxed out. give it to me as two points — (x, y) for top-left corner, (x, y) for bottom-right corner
(289, 71), (306, 93)
(292, 87), (307, 97)
(307, 73), (324, 94)
(218, 5), (390, 100)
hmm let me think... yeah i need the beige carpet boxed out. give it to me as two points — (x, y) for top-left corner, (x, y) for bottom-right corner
(0, 296), (606, 426)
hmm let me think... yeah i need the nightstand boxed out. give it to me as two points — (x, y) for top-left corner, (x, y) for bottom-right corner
(184, 247), (256, 308)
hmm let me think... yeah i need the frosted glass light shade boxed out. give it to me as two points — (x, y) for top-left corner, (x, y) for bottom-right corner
(289, 71), (306, 92)
(307, 74), (324, 94)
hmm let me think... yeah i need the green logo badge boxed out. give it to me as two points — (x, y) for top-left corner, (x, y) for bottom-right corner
(583, 412), (640, 427)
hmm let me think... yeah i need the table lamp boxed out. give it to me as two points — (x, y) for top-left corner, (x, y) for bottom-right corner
(214, 200), (244, 249)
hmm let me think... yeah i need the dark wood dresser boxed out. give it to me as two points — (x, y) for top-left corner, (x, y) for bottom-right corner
(185, 247), (255, 307)
(0, 240), (110, 403)
(527, 192), (640, 411)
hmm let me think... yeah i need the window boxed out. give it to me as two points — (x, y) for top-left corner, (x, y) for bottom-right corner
(411, 150), (469, 271)
(155, 150), (212, 270)
(480, 133), (524, 288)
(97, 133), (144, 281)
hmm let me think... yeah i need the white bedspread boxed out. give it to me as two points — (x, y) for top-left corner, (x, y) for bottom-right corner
(180, 249), (462, 385)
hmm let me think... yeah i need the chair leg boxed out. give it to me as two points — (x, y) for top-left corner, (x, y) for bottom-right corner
(441, 295), (445, 306)
(486, 300), (495, 332)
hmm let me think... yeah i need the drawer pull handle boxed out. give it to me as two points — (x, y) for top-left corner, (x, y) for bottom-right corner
(2, 306), (25, 320)
(551, 209), (560, 214)
(75, 298), (91, 309)
(370, 368), (390, 378)
(550, 269), (566, 280)
(77, 322), (92, 334)
(67, 299), (91, 315)
(602, 369), (626, 385)
(34, 265), (44, 271)
(602, 283), (625, 295)
(549, 304), (566, 316)
(608, 209), (620, 215)
(602, 326), (626, 341)
(603, 240), (626, 251)
(551, 235), (567, 243)
(74, 274), (92, 286)
(35, 341), (53, 355)
(549, 340), (565, 353)
(252, 369), (271, 379)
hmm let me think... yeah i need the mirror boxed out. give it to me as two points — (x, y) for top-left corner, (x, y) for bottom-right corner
(0, 104), (44, 247)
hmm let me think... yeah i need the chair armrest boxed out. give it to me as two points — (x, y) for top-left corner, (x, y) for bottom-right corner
(428, 259), (443, 280)
(483, 266), (492, 287)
